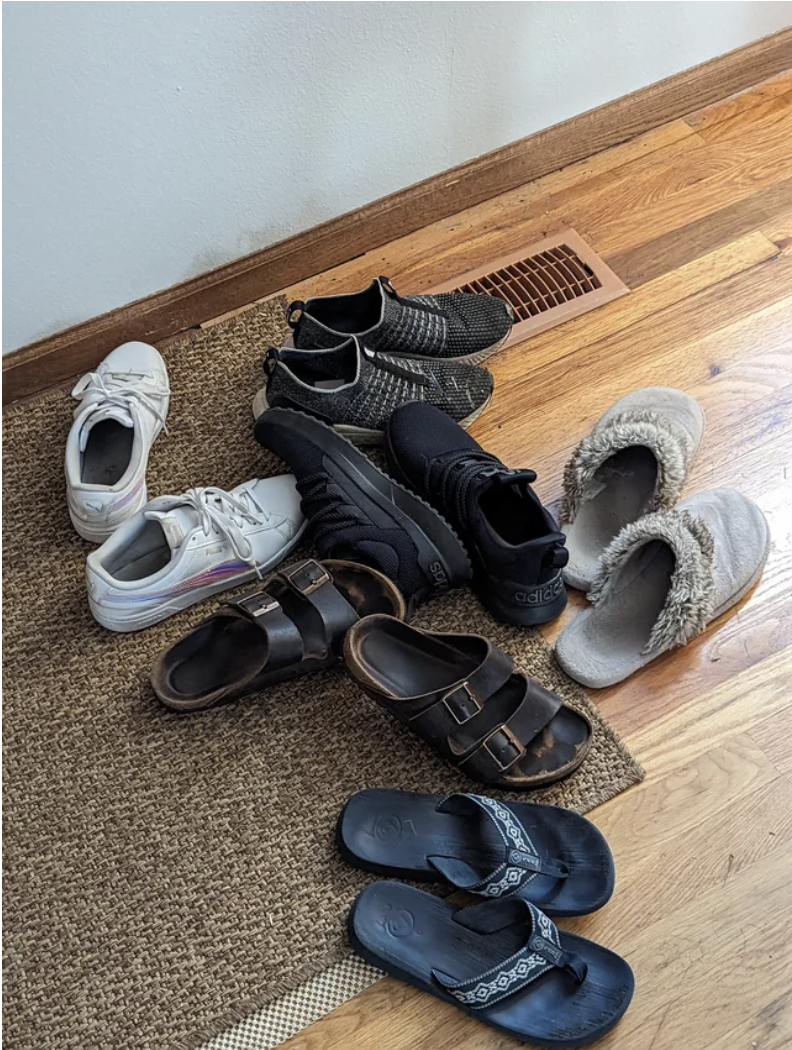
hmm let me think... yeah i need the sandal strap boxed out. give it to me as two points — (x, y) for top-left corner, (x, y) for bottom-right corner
(224, 559), (360, 670)
(433, 899), (586, 1010)
(455, 677), (562, 783)
(406, 643), (515, 739)
(429, 795), (568, 896)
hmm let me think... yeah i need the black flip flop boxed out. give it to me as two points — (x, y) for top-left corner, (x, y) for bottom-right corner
(349, 883), (633, 1049)
(337, 789), (614, 916)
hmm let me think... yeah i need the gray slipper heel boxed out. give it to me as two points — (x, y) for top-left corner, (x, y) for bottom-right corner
(555, 488), (770, 688)
(560, 388), (705, 591)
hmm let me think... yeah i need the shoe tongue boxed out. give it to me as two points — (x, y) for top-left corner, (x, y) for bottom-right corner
(467, 466), (537, 506)
(143, 505), (200, 551)
(78, 405), (133, 452)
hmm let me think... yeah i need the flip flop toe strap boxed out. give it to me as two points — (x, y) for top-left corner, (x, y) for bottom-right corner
(433, 899), (586, 1009)
(428, 794), (569, 897)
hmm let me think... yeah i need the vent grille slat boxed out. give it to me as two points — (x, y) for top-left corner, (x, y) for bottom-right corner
(428, 228), (628, 348)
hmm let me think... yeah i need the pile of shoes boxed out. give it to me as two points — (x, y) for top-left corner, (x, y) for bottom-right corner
(64, 275), (771, 1046)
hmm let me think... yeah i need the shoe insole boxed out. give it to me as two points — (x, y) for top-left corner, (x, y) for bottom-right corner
(564, 541), (675, 684)
(350, 882), (634, 1046)
(105, 520), (171, 582)
(355, 624), (477, 696)
(565, 446), (657, 579)
(339, 789), (614, 916)
(81, 421), (134, 486)
(171, 618), (265, 697)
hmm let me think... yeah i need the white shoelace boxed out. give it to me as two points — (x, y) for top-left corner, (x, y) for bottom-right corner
(178, 486), (272, 571)
(71, 369), (170, 432)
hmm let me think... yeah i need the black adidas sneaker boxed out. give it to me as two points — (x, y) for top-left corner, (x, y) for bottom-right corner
(252, 336), (493, 443)
(385, 402), (568, 625)
(253, 407), (473, 612)
(287, 276), (514, 363)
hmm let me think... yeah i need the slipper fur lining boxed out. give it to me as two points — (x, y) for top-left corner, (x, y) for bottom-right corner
(560, 410), (692, 525)
(588, 510), (716, 654)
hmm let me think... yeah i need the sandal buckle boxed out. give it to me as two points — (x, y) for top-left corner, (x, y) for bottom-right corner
(482, 725), (525, 771)
(442, 681), (483, 724)
(230, 592), (281, 618)
(282, 559), (331, 595)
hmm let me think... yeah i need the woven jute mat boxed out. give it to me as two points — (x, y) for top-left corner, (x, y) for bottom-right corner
(3, 299), (643, 1050)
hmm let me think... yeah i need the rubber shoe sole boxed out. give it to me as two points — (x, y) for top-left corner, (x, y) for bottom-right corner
(251, 389), (492, 445)
(254, 408), (473, 607)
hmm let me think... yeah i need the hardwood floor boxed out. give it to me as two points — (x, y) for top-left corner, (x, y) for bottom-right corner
(257, 72), (792, 1050)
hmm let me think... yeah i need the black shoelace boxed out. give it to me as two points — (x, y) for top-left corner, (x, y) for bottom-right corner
(297, 473), (367, 547)
(425, 450), (522, 528)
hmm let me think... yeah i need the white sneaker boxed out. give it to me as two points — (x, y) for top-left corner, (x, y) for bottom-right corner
(65, 341), (170, 543)
(86, 477), (307, 632)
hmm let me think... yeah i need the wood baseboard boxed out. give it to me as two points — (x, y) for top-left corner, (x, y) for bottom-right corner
(4, 27), (791, 406)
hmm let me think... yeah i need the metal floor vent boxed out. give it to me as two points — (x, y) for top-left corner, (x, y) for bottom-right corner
(429, 229), (628, 347)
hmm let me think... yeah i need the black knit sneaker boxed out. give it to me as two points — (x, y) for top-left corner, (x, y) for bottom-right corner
(254, 407), (473, 612)
(287, 276), (514, 363)
(385, 402), (568, 625)
(252, 336), (493, 444)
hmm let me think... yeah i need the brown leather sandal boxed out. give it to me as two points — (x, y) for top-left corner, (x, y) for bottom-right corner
(152, 559), (406, 711)
(343, 615), (591, 788)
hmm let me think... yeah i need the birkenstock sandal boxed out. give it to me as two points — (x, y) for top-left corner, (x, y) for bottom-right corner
(343, 616), (591, 788)
(555, 488), (771, 688)
(337, 789), (614, 916)
(560, 387), (705, 591)
(349, 883), (634, 1048)
(152, 558), (406, 711)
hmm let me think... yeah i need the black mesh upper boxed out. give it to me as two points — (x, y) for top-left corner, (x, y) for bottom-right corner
(267, 338), (493, 430)
(292, 278), (513, 359)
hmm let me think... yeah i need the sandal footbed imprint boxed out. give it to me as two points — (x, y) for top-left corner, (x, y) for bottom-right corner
(152, 560), (405, 711)
(337, 789), (614, 916)
(556, 488), (771, 689)
(563, 387), (705, 591)
(344, 615), (591, 789)
(349, 882), (634, 1049)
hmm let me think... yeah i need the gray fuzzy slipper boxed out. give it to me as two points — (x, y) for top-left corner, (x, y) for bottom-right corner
(555, 488), (770, 688)
(560, 387), (705, 591)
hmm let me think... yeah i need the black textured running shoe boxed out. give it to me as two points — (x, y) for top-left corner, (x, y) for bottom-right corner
(254, 407), (473, 612)
(287, 276), (514, 363)
(252, 336), (493, 443)
(385, 402), (569, 625)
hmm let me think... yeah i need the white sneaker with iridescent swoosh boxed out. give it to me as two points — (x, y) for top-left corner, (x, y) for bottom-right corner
(65, 341), (170, 543)
(86, 478), (306, 632)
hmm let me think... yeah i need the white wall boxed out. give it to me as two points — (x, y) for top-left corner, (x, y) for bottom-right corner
(3, 1), (791, 353)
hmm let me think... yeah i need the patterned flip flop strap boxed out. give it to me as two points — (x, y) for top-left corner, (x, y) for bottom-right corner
(433, 899), (586, 1009)
(431, 794), (568, 897)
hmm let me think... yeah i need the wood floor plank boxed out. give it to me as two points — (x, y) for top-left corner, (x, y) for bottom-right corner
(472, 229), (778, 387)
(592, 848), (792, 1050)
(607, 177), (792, 287)
(567, 775), (792, 948)
(576, 106), (792, 255)
(702, 989), (792, 1050)
(760, 206), (792, 254)
(586, 735), (780, 870)
(627, 648), (792, 772)
(748, 705), (792, 775)
(685, 69), (792, 133)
